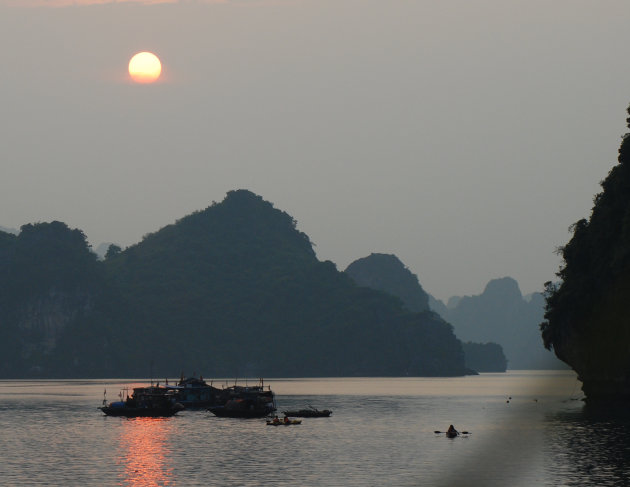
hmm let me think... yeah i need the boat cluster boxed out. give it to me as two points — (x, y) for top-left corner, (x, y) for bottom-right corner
(99, 376), (332, 422)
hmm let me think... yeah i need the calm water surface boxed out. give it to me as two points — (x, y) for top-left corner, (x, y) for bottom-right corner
(1, 371), (627, 486)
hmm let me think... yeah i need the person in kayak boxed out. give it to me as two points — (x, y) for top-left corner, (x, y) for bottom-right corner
(447, 425), (458, 436)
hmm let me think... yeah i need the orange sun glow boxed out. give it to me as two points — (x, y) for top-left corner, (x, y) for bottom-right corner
(128, 52), (162, 84)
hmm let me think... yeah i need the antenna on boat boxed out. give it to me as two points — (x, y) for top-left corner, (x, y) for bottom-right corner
(103, 389), (107, 406)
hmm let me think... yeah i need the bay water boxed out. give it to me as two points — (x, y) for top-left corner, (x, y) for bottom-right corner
(1, 371), (627, 486)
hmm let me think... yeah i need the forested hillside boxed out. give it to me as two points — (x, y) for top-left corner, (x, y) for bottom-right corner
(541, 105), (630, 399)
(345, 253), (507, 372)
(345, 253), (430, 312)
(0, 190), (470, 378)
(0, 222), (102, 376)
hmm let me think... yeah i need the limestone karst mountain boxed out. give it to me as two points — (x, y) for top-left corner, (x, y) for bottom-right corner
(542, 104), (630, 399)
(344, 253), (507, 372)
(440, 277), (565, 370)
(0, 190), (469, 378)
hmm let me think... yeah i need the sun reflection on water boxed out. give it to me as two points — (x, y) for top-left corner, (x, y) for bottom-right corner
(117, 417), (175, 486)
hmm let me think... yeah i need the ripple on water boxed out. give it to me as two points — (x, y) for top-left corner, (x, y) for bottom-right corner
(3, 373), (624, 487)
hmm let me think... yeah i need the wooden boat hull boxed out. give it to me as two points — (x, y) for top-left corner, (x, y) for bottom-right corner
(282, 409), (332, 417)
(100, 404), (183, 418)
(207, 406), (274, 418)
(267, 419), (302, 426)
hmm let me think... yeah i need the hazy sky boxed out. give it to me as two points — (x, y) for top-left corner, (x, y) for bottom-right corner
(1, 0), (629, 301)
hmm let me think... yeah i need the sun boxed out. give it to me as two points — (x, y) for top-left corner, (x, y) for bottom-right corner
(128, 52), (162, 84)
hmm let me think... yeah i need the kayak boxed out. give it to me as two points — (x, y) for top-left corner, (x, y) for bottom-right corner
(266, 419), (302, 426)
(435, 429), (469, 437)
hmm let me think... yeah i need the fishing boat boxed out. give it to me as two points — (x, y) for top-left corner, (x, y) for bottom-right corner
(281, 407), (332, 418)
(100, 385), (184, 417)
(165, 375), (225, 409)
(208, 396), (276, 418)
(207, 379), (276, 418)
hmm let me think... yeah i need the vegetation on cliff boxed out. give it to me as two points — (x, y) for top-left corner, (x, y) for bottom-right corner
(0, 222), (101, 376)
(541, 105), (630, 398)
(0, 190), (469, 378)
(345, 253), (430, 312)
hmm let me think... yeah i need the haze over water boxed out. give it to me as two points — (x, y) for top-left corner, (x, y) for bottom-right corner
(4, 0), (630, 301)
(3, 371), (627, 486)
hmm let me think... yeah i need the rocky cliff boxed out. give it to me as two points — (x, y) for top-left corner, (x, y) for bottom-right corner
(0, 191), (470, 378)
(0, 222), (100, 376)
(542, 105), (630, 399)
(345, 253), (430, 312)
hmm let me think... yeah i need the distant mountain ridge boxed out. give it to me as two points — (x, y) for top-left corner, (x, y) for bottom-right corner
(343, 253), (562, 369)
(436, 277), (566, 369)
(0, 225), (18, 235)
(344, 254), (507, 372)
(0, 190), (470, 379)
(345, 253), (430, 312)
